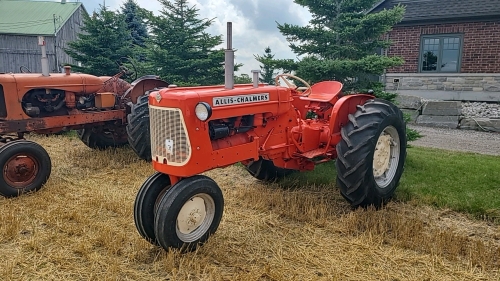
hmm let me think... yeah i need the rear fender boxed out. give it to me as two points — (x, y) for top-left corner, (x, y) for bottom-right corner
(122, 75), (170, 104)
(329, 94), (374, 140)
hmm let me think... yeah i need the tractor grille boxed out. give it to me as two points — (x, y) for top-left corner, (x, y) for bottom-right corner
(149, 105), (191, 165)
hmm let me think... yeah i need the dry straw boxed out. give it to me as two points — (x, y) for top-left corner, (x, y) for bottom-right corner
(0, 133), (499, 280)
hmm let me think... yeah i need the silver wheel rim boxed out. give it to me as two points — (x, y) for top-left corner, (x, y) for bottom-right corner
(176, 193), (215, 243)
(373, 125), (400, 188)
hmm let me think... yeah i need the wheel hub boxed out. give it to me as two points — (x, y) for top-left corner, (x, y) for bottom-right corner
(177, 197), (207, 234)
(373, 134), (392, 177)
(4, 154), (38, 188)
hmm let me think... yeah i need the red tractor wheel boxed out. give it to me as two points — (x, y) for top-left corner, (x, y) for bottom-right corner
(0, 140), (51, 197)
(335, 99), (407, 208)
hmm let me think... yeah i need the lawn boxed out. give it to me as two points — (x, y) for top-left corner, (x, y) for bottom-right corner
(0, 134), (499, 280)
(282, 146), (500, 222)
(399, 147), (500, 221)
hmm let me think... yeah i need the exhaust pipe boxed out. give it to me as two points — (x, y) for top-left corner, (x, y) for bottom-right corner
(251, 70), (260, 88)
(224, 22), (234, 89)
(38, 36), (50, 77)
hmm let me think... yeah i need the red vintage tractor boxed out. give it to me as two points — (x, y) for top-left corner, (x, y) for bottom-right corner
(133, 23), (407, 252)
(0, 42), (168, 197)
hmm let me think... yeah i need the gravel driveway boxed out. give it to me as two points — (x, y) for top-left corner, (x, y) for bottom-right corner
(408, 125), (500, 156)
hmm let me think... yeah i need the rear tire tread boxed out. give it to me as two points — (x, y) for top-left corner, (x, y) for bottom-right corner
(127, 92), (155, 161)
(335, 99), (407, 208)
(77, 127), (128, 149)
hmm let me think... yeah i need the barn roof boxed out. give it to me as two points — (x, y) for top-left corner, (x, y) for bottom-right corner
(368, 0), (500, 24)
(0, 0), (84, 36)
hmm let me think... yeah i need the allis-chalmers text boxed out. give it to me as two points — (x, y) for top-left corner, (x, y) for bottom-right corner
(212, 93), (270, 107)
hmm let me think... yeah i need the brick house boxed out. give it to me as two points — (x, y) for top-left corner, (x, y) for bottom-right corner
(369, 0), (500, 101)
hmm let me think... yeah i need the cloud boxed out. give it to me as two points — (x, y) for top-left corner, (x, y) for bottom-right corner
(81, 0), (311, 76)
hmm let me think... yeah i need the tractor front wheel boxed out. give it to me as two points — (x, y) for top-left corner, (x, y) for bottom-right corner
(335, 99), (407, 208)
(0, 140), (51, 197)
(126, 94), (153, 161)
(133, 172), (171, 245)
(154, 175), (224, 252)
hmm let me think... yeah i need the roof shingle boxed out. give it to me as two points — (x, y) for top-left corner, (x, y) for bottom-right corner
(370, 0), (500, 23)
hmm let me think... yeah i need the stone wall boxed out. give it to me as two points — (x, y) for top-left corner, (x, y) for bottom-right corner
(383, 73), (500, 102)
(396, 95), (500, 132)
(384, 73), (500, 92)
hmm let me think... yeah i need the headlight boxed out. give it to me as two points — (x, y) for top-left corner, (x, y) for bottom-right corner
(195, 102), (212, 121)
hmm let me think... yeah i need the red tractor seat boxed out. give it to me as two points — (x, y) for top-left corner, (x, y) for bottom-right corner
(300, 81), (343, 103)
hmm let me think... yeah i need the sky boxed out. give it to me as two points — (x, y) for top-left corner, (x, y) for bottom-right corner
(74, 0), (312, 75)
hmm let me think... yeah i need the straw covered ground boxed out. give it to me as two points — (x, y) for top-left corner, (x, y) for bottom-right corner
(0, 133), (499, 280)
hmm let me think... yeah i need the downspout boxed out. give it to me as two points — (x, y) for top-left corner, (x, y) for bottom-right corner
(54, 37), (59, 73)
(381, 33), (389, 86)
(53, 14), (59, 72)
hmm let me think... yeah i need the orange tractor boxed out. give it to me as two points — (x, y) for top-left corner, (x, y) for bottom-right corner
(133, 23), (407, 251)
(0, 37), (168, 197)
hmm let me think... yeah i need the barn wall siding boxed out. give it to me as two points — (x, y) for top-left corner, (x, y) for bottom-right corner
(0, 6), (84, 74)
(0, 35), (55, 73)
(55, 7), (85, 70)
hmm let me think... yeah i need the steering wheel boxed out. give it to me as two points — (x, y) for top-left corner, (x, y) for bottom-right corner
(116, 57), (138, 81)
(20, 66), (31, 73)
(274, 73), (312, 97)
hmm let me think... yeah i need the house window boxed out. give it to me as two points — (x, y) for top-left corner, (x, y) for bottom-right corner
(420, 35), (462, 73)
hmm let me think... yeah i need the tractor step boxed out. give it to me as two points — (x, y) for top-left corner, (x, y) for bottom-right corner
(299, 148), (327, 159)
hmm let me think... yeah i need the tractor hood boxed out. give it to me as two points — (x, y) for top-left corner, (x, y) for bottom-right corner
(148, 83), (292, 120)
(0, 72), (111, 94)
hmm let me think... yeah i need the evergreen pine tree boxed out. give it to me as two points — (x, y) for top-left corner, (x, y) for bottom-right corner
(275, 0), (405, 90)
(254, 47), (277, 85)
(234, 74), (252, 84)
(147, 0), (239, 86)
(64, 6), (133, 77)
(121, 0), (149, 47)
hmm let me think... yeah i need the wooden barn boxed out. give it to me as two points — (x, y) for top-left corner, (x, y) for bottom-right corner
(0, 0), (86, 73)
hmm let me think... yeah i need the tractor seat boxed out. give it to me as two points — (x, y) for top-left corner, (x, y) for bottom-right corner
(300, 81), (343, 103)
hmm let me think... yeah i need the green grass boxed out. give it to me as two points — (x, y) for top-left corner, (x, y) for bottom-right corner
(398, 147), (500, 222)
(278, 147), (500, 222)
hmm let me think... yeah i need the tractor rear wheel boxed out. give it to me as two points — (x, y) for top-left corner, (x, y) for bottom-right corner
(126, 94), (152, 161)
(245, 157), (295, 182)
(335, 99), (407, 208)
(154, 175), (224, 252)
(0, 140), (51, 197)
(77, 125), (128, 149)
(133, 172), (171, 246)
